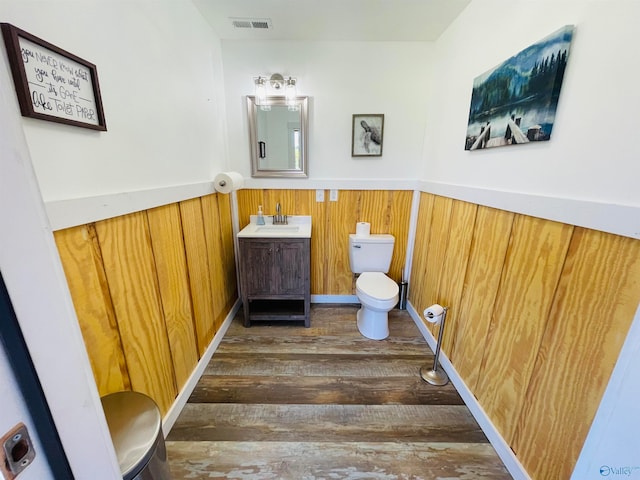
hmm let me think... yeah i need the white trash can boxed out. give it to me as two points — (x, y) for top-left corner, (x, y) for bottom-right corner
(101, 391), (171, 480)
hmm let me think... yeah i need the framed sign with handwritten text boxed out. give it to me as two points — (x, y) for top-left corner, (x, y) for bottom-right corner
(1, 23), (106, 130)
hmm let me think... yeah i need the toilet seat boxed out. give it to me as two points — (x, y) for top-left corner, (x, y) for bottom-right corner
(356, 272), (399, 306)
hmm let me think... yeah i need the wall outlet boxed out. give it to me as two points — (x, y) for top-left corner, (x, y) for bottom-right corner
(330, 190), (339, 201)
(316, 189), (325, 202)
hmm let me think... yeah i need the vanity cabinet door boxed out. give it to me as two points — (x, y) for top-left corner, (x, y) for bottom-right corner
(276, 240), (308, 295)
(241, 240), (275, 295)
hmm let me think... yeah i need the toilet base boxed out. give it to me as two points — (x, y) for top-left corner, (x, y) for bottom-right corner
(357, 307), (389, 340)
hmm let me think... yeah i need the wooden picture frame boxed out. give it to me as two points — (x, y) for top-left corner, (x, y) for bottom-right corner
(351, 114), (384, 157)
(1, 23), (107, 130)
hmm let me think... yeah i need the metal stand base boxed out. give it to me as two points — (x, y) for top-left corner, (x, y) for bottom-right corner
(420, 364), (449, 386)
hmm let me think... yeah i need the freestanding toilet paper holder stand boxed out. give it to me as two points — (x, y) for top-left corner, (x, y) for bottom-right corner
(420, 306), (449, 386)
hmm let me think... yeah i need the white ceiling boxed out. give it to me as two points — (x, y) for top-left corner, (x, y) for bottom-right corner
(192, 0), (472, 42)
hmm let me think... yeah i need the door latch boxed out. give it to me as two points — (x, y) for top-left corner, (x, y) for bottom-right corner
(1, 423), (35, 479)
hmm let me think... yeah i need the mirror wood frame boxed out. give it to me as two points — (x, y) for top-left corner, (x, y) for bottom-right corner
(247, 95), (309, 178)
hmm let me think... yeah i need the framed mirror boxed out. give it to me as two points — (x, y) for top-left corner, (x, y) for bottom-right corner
(247, 95), (308, 178)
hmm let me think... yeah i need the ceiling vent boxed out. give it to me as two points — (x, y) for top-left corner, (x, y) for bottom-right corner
(230, 17), (272, 30)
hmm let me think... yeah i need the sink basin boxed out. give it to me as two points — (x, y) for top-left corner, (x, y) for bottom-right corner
(237, 215), (312, 238)
(255, 226), (300, 233)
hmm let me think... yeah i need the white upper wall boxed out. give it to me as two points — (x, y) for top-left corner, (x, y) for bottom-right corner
(3, 0), (639, 230)
(0, 0), (228, 203)
(222, 40), (433, 186)
(426, 0), (640, 209)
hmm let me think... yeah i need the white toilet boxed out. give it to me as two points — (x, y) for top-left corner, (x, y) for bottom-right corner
(348, 234), (400, 340)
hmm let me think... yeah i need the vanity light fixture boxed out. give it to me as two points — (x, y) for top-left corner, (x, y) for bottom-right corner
(254, 73), (297, 106)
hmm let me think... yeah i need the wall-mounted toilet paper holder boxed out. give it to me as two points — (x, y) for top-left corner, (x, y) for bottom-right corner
(420, 305), (449, 386)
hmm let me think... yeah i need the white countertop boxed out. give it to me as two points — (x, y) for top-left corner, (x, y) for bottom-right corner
(237, 215), (312, 238)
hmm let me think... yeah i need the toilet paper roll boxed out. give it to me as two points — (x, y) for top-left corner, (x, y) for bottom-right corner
(424, 304), (444, 324)
(214, 171), (244, 194)
(356, 222), (371, 237)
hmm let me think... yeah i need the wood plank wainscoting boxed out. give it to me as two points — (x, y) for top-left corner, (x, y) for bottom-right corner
(236, 189), (413, 295)
(53, 193), (237, 415)
(409, 192), (640, 479)
(52, 187), (640, 479)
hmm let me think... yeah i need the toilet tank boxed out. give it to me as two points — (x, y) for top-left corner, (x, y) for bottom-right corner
(349, 234), (395, 273)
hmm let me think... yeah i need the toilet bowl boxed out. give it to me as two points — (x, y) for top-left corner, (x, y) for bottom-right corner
(355, 272), (399, 340)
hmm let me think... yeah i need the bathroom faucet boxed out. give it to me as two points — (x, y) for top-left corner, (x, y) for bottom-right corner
(273, 202), (287, 225)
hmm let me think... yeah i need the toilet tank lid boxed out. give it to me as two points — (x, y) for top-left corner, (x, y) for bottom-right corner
(349, 233), (395, 243)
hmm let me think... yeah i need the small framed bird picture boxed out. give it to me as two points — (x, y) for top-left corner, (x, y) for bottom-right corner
(351, 114), (384, 157)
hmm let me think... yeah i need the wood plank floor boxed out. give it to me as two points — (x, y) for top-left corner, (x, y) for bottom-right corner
(166, 305), (512, 479)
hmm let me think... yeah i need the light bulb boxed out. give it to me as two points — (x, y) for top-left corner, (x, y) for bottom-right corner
(285, 77), (297, 105)
(254, 77), (267, 105)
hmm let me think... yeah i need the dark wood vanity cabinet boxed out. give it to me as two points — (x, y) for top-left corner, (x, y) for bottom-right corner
(238, 237), (310, 327)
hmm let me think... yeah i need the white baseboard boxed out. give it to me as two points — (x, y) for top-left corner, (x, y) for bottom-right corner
(162, 299), (241, 435)
(406, 301), (531, 480)
(311, 294), (359, 304)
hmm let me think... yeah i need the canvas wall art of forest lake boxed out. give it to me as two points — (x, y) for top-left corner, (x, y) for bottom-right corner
(465, 25), (574, 151)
